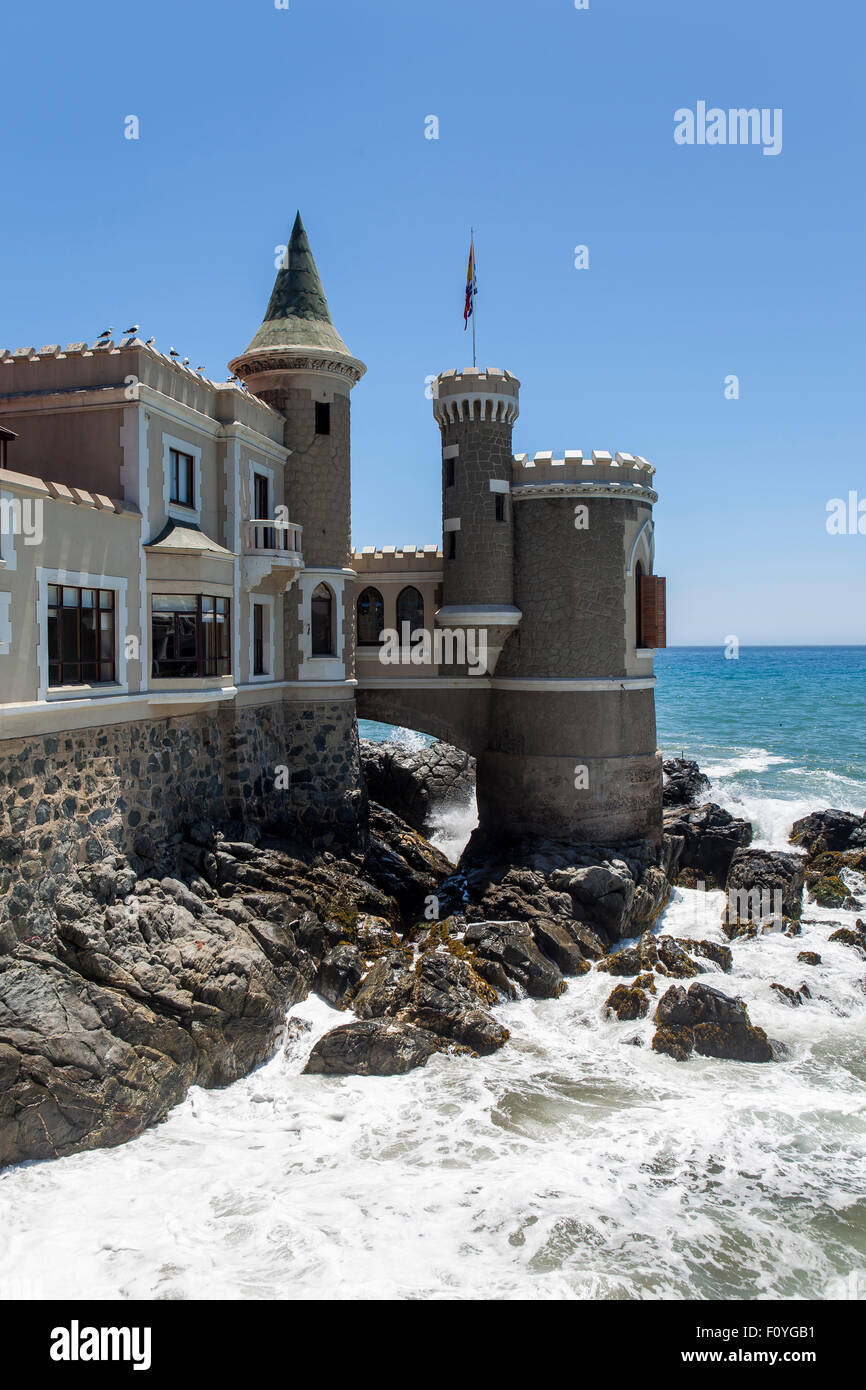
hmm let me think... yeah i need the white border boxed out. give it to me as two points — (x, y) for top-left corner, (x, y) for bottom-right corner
(0, 592), (10, 654)
(162, 431), (203, 524)
(36, 568), (129, 701)
(249, 593), (275, 681)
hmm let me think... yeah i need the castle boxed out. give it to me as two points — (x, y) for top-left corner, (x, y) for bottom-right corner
(0, 214), (665, 946)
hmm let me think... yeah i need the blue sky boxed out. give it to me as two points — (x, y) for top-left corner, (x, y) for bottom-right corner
(2, 0), (864, 643)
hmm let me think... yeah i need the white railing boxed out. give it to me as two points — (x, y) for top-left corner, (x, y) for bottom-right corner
(246, 518), (303, 556)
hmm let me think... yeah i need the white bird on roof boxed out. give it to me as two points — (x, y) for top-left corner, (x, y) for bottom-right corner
(97, 327), (113, 339)
(169, 347), (180, 357)
(124, 325), (140, 335)
(196, 365), (205, 373)
(182, 357), (189, 366)
(145, 337), (155, 347)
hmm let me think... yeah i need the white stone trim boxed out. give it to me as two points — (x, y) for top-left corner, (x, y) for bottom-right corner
(36, 568), (129, 701)
(627, 517), (655, 577)
(222, 439), (242, 680)
(120, 404), (149, 691)
(489, 479), (510, 494)
(442, 444), (459, 460)
(297, 567), (348, 681)
(492, 676), (656, 691)
(512, 483), (658, 503)
(161, 431), (203, 524)
(443, 517), (461, 532)
(249, 593), (275, 681)
(247, 457), (275, 520)
(435, 604), (522, 625)
(355, 675), (656, 692)
(0, 489), (18, 572)
(0, 592), (10, 654)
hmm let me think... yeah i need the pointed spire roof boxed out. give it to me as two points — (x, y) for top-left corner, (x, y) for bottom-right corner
(241, 212), (354, 358)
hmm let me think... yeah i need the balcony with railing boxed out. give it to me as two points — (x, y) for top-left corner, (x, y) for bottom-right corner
(242, 518), (303, 591)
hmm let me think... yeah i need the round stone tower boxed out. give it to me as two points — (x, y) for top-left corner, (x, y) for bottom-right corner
(432, 368), (522, 673)
(432, 367), (664, 845)
(487, 445), (664, 844)
(229, 212), (365, 574)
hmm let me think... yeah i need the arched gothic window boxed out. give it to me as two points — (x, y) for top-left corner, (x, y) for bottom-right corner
(396, 586), (424, 639)
(357, 586), (385, 646)
(311, 583), (335, 656)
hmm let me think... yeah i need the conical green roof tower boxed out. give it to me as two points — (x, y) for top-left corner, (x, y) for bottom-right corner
(232, 212), (363, 373)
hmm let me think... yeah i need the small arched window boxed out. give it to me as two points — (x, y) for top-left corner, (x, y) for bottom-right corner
(311, 583), (335, 656)
(635, 561), (644, 648)
(396, 586), (424, 639)
(357, 586), (384, 645)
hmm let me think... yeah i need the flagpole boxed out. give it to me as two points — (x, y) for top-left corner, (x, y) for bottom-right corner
(471, 227), (477, 368)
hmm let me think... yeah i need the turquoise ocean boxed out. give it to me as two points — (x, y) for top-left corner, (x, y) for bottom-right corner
(1, 648), (864, 1300)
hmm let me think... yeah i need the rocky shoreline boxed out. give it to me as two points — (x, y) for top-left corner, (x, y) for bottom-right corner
(1, 745), (864, 1169)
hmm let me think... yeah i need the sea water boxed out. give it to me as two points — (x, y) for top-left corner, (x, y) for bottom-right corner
(0, 648), (864, 1300)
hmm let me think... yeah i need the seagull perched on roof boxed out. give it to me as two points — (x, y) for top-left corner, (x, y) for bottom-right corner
(144, 337), (155, 347)
(124, 325), (140, 336)
(196, 365), (205, 373)
(97, 327), (113, 340)
(169, 347), (180, 357)
(182, 357), (189, 366)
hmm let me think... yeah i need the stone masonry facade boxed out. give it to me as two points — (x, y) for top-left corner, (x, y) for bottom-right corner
(0, 701), (363, 950)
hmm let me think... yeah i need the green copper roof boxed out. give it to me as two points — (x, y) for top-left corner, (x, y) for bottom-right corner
(242, 212), (353, 358)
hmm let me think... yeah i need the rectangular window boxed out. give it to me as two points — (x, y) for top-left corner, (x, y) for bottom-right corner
(494, 493), (505, 522)
(446, 531), (457, 560)
(315, 401), (331, 435)
(47, 585), (115, 687)
(151, 594), (231, 678)
(253, 602), (267, 676)
(445, 458), (455, 488)
(169, 449), (195, 507)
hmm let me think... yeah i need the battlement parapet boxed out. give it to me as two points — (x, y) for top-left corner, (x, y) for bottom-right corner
(432, 367), (520, 426)
(350, 544), (443, 575)
(510, 449), (657, 500)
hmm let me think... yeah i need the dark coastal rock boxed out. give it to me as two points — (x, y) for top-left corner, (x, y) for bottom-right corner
(770, 981), (810, 1007)
(443, 827), (669, 947)
(402, 952), (508, 1055)
(359, 739), (475, 836)
(662, 758), (711, 808)
(0, 800), (459, 1168)
(365, 804), (455, 915)
(724, 849), (805, 930)
(352, 951), (415, 1019)
(303, 1019), (439, 1076)
(604, 983), (649, 1022)
(464, 921), (567, 998)
(664, 802), (753, 887)
(0, 878), (313, 1167)
(828, 926), (866, 957)
(597, 931), (701, 980)
(800, 852), (861, 910)
(790, 808), (866, 856)
(315, 943), (365, 1008)
(797, 951), (822, 966)
(674, 937), (733, 972)
(531, 918), (591, 976)
(652, 982), (772, 1063)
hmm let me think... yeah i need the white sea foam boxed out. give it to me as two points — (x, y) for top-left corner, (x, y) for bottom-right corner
(701, 749), (791, 780)
(1, 879), (864, 1301)
(427, 795), (478, 862)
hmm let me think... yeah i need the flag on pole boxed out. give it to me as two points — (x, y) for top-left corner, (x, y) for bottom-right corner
(463, 234), (477, 330)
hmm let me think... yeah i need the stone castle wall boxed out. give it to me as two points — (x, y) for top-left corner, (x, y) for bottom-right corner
(439, 418), (514, 606)
(256, 386), (352, 568)
(0, 699), (363, 951)
(497, 497), (629, 680)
